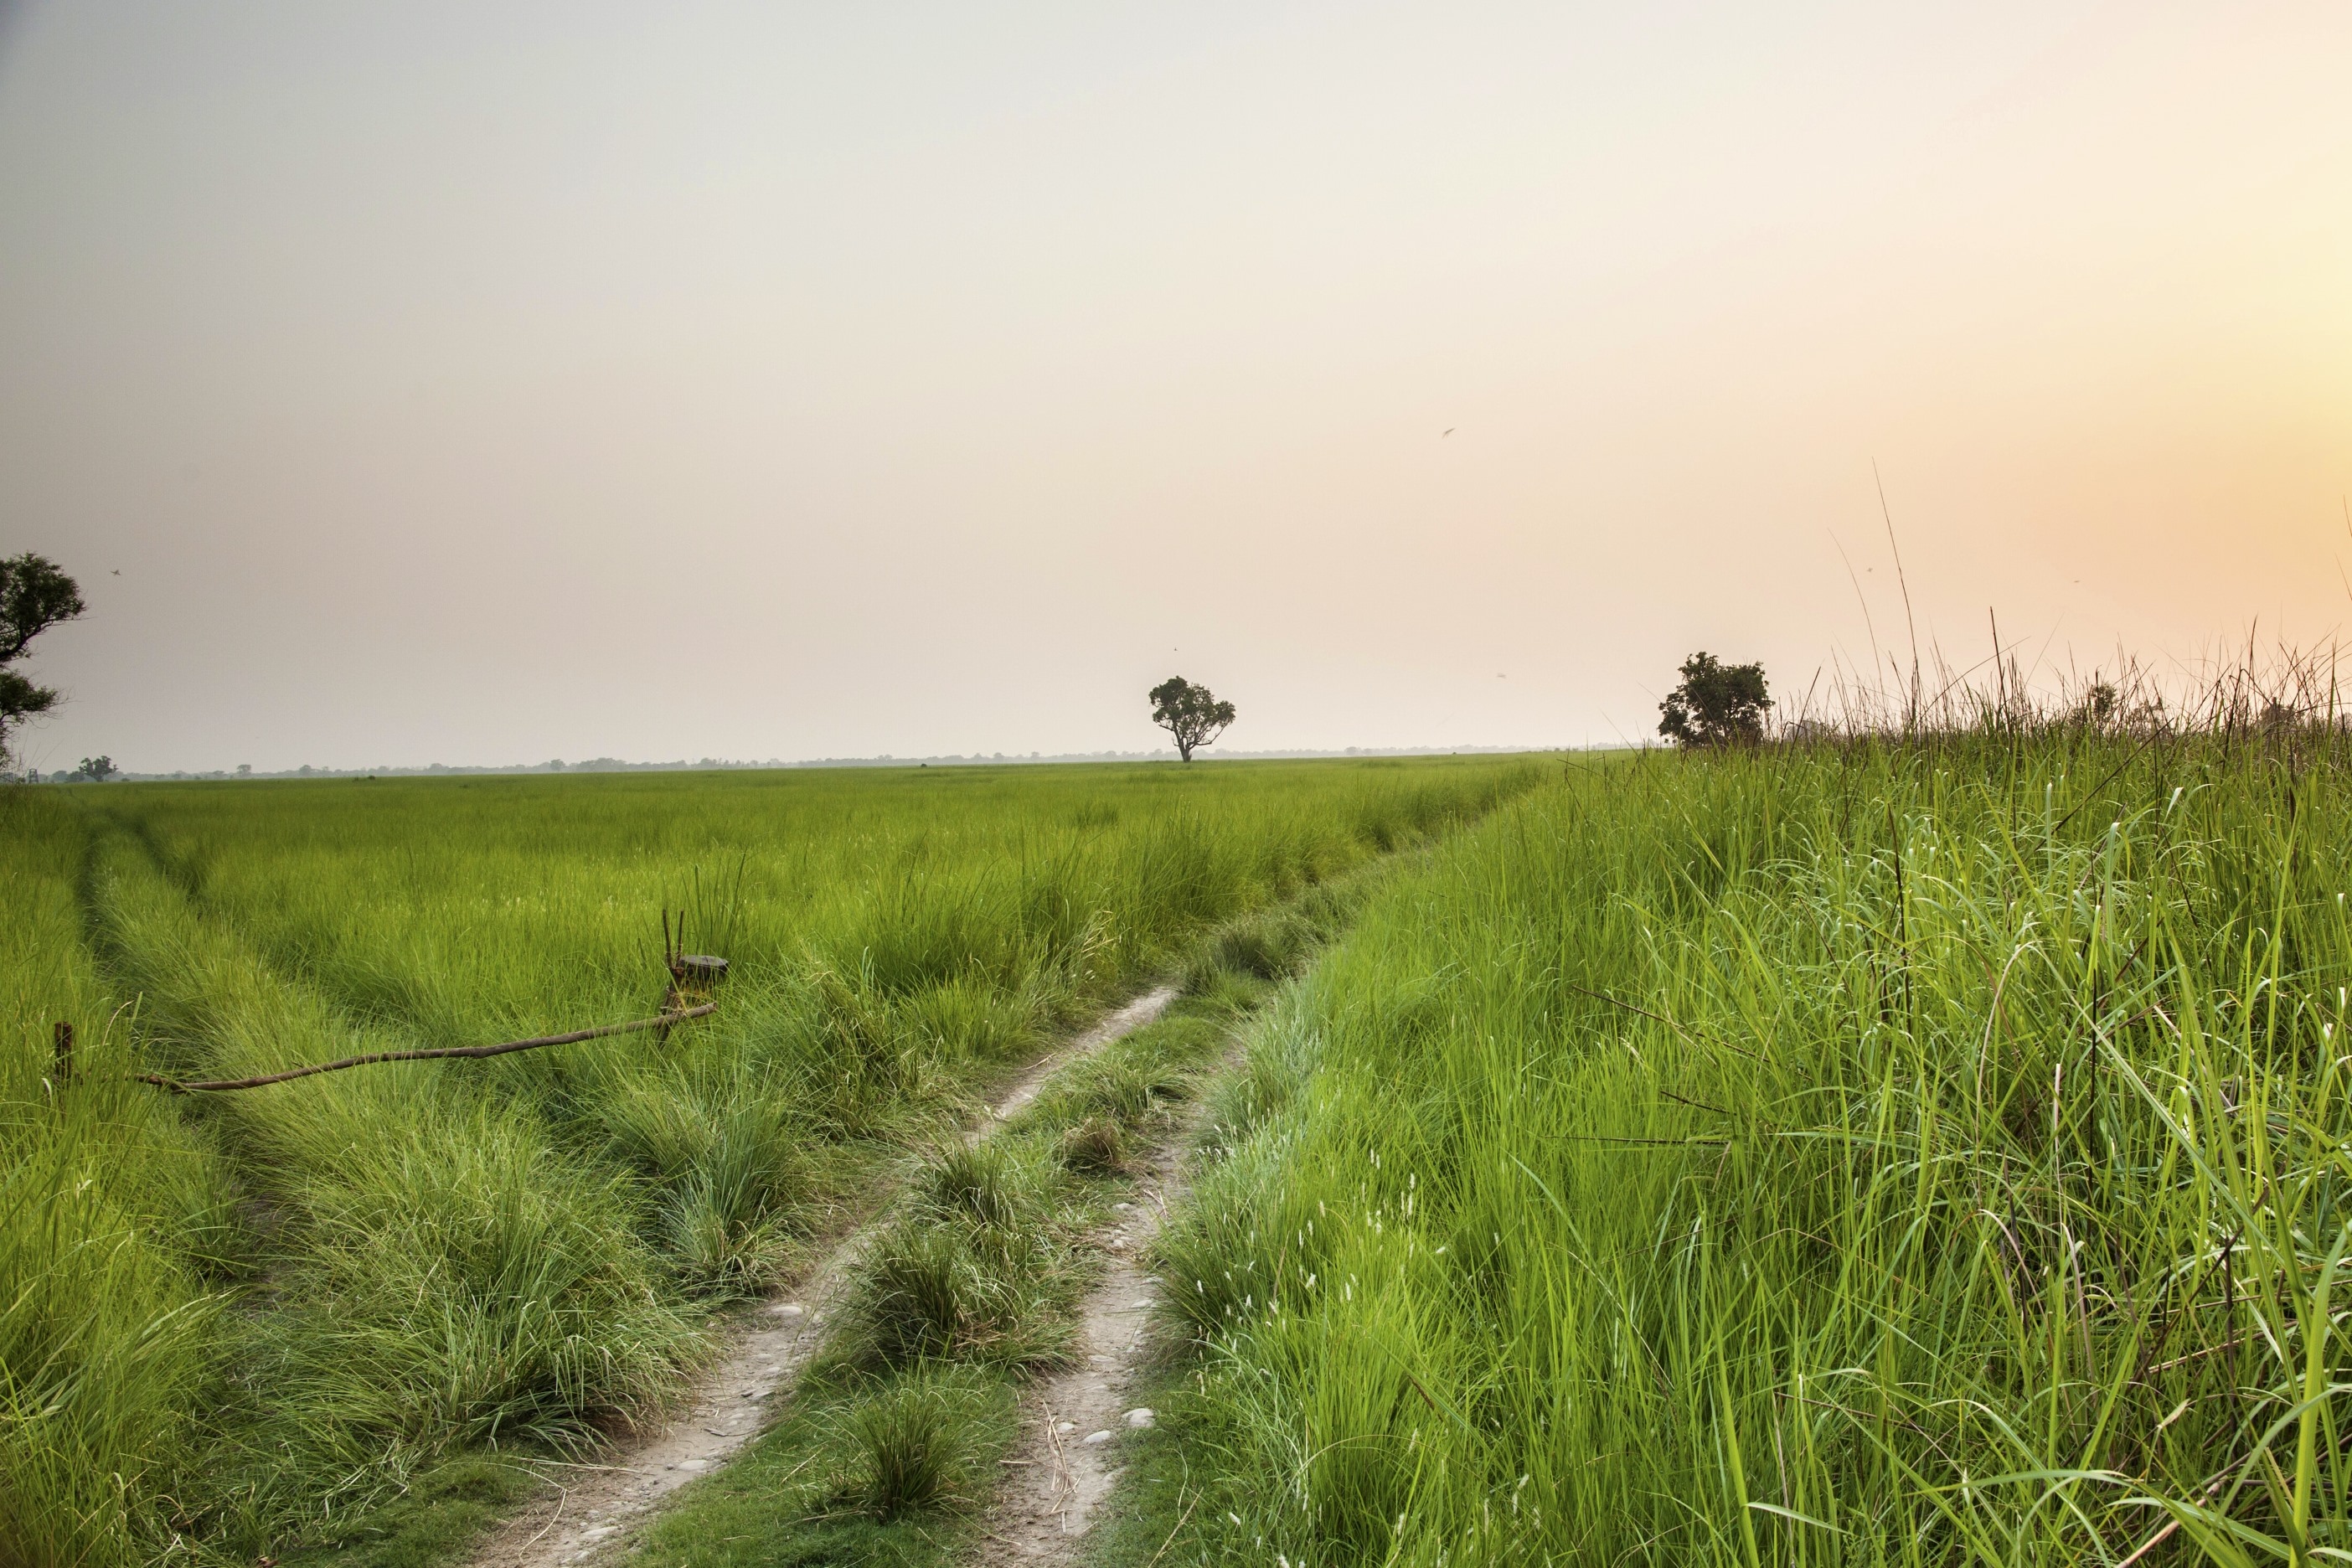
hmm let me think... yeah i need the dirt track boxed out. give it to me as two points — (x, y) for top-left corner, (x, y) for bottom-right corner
(977, 1057), (1223, 1560)
(465, 985), (1180, 1568)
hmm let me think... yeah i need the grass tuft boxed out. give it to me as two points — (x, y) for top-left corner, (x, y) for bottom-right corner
(916, 1138), (1045, 1230)
(827, 1367), (998, 1519)
(1056, 1115), (1129, 1173)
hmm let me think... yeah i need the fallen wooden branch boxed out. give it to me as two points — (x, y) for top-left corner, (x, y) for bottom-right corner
(136, 1003), (719, 1094)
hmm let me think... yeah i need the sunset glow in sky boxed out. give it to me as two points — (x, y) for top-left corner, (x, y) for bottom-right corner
(3, 2), (2347, 769)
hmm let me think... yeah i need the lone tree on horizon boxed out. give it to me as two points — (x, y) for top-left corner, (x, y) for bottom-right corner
(1, 553), (85, 771)
(1658, 652), (1771, 747)
(1148, 676), (1235, 762)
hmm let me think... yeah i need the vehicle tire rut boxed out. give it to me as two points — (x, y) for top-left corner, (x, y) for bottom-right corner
(977, 1043), (1235, 1561)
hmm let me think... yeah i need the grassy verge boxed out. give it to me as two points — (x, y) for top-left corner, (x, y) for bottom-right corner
(264, 1459), (547, 1568)
(1115, 730), (2352, 1565)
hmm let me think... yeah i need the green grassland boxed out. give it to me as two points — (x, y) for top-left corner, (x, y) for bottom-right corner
(0, 755), (1542, 1567)
(1122, 728), (2352, 1565)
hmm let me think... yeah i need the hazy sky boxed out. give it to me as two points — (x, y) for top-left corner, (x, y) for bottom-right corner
(2, 2), (2346, 771)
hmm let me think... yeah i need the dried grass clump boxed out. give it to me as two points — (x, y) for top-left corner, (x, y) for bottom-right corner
(1056, 1115), (1129, 1173)
(1769, 634), (2352, 756)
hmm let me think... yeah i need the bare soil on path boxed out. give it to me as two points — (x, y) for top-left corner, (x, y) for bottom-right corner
(466, 986), (1179, 1568)
(980, 1051), (1230, 1562)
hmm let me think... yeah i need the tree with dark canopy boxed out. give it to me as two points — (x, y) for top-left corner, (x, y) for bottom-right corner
(1658, 652), (1772, 746)
(1148, 677), (1235, 761)
(0, 554), (85, 768)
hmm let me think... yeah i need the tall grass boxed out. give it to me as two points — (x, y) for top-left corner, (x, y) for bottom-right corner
(0, 790), (230, 1568)
(1153, 720), (2352, 1564)
(0, 756), (1540, 1564)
